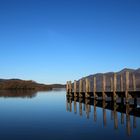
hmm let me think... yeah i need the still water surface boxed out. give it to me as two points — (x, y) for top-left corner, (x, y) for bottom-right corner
(0, 90), (139, 140)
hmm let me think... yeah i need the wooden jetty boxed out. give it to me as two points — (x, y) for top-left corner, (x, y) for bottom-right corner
(66, 71), (140, 103)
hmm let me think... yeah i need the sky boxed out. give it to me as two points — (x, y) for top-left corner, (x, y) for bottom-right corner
(0, 0), (140, 84)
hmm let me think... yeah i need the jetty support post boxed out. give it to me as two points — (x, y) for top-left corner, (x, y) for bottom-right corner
(120, 75), (124, 103)
(66, 81), (69, 95)
(113, 73), (117, 101)
(120, 75), (123, 92)
(85, 78), (90, 98)
(132, 74), (137, 105)
(74, 80), (77, 97)
(132, 74), (136, 91)
(69, 81), (72, 96)
(110, 77), (113, 92)
(93, 77), (97, 99)
(125, 71), (129, 103)
(102, 75), (106, 100)
(79, 79), (83, 97)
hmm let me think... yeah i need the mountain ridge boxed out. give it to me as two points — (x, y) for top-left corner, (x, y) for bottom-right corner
(75, 68), (140, 91)
(79, 68), (140, 81)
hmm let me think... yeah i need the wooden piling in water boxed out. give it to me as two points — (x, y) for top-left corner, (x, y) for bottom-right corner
(110, 77), (113, 92)
(88, 79), (91, 93)
(74, 80), (77, 97)
(85, 78), (90, 98)
(93, 77), (97, 99)
(66, 81), (69, 93)
(125, 71), (129, 103)
(102, 75), (106, 100)
(69, 81), (72, 96)
(120, 75), (124, 102)
(120, 75), (123, 92)
(79, 79), (83, 97)
(85, 79), (88, 97)
(79, 79), (83, 93)
(132, 74), (136, 91)
(113, 73), (117, 101)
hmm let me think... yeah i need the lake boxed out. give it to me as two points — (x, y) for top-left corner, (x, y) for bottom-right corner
(0, 89), (139, 140)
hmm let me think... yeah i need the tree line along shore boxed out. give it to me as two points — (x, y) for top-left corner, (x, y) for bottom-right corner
(0, 79), (65, 90)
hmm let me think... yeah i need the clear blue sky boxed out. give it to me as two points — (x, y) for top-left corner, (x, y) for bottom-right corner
(0, 0), (140, 84)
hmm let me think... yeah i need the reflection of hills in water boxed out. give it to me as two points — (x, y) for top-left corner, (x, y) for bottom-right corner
(66, 96), (140, 136)
(52, 88), (66, 91)
(0, 90), (37, 98)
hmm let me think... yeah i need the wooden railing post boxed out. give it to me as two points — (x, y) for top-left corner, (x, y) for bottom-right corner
(66, 81), (69, 93)
(132, 74), (136, 91)
(93, 77), (97, 99)
(120, 74), (123, 92)
(102, 75), (106, 100)
(110, 77), (113, 92)
(113, 73), (117, 101)
(79, 79), (83, 93)
(69, 81), (72, 96)
(79, 79), (83, 97)
(125, 71), (129, 103)
(85, 78), (90, 98)
(74, 80), (77, 97)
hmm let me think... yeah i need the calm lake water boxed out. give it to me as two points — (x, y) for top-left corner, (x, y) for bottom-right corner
(0, 90), (140, 140)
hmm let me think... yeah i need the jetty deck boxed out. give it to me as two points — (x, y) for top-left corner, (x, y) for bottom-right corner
(66, 71), (140, 103)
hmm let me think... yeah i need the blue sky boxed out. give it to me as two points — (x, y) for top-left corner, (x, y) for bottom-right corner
(0, 0), (140, 84)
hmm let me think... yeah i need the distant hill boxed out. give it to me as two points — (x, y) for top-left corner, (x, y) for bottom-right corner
(0, 79), (65, 90)
(76, 68), (140, 91)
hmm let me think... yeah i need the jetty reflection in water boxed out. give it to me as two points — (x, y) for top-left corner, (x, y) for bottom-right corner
(66, 96), (140, 136)
(0, 90), (37, 98)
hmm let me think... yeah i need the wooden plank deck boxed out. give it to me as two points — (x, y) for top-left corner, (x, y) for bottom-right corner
(66, 71), (140, 103)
